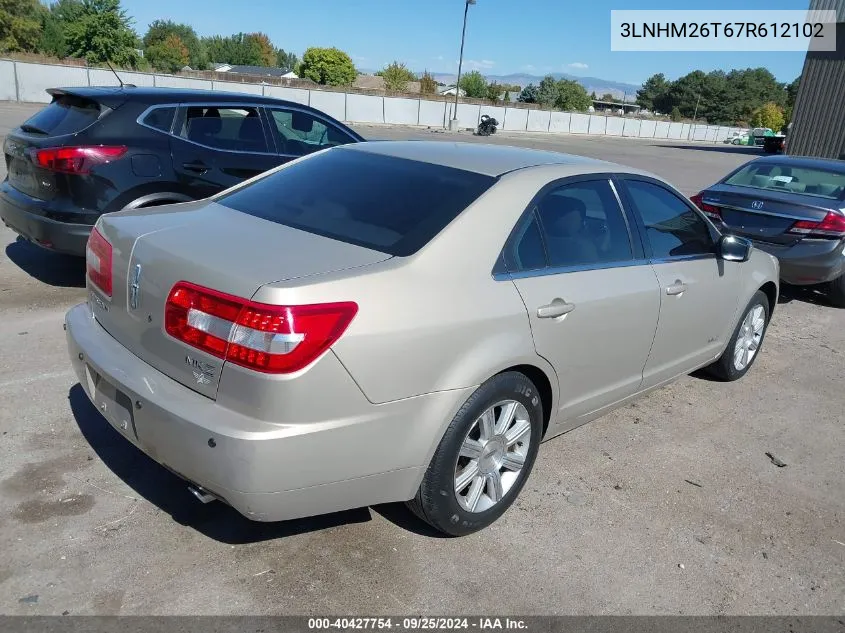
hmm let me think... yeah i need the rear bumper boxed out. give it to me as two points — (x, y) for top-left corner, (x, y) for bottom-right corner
(0, 184), (92, 256)
(65, 303), (469, 522)
(750, 238), (845, 286)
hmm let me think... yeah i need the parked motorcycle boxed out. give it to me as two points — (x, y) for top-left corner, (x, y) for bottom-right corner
(477, 114), (498, 136)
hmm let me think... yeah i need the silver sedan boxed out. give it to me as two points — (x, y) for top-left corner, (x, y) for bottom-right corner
(65, 141), (779, 535)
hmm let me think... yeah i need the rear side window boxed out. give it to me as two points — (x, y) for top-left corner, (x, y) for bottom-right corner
(216, 148), (496, 256)
(177, 106), (268, 153)
(142, 107), (176, 133)
(20, 95), (102, 136)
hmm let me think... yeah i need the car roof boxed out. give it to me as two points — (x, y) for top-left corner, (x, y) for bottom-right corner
(747, 154), (845, 173)
(342, 140), (623, 177)
(52, 85), (305, 107)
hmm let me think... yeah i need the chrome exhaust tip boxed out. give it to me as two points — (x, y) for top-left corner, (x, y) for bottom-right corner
(188, 485), (217, 504)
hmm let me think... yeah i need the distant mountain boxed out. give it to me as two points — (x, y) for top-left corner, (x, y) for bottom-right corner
(430, 71), (641, 101)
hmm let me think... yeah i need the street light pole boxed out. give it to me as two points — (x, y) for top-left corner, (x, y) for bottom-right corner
(450, 0), (475, 131)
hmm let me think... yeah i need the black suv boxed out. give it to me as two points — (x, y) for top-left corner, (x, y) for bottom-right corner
(1, 86), (364, 256)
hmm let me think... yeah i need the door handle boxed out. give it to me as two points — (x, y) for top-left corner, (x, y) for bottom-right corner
(666, 280), (687, 296)
(182, 161), (209, 174)
(537, 298), (576, 319)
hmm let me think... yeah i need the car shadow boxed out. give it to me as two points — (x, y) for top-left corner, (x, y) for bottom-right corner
(657, 144), (763, 155)
(68, 384), (373, 543)
(5, 237), (86, 287)
(777, 283), (838, 308)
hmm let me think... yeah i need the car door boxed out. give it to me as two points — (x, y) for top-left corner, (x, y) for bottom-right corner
(501, 177), (661, 430)
(264, 106), (358, 163)
(170, 103), (281, 199)
(618, 176), (742, 388)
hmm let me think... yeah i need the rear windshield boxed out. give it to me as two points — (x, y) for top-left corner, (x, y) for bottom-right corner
(19, 95), (102, 137)
(216, 148), (497, 256)
(724, 162), (845, 200)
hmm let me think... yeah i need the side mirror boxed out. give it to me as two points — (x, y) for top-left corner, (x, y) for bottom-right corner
(719, 234), (752, 262)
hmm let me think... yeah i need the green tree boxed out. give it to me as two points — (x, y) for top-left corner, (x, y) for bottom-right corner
(145, 33), (188, 72)
(751, 102), (785, 131)
(535, 75), (559, 108)
(636, 73), (670, 111)
(143, 20), (206, 69)
(299, 46), (356, 85)
(485, 81), (503, 102)
(670, 106), (682, 122)
(458, 70), (487, 98)
(246, 32), (275, 66)
(503, 90), (510, 102)
(378, 61), (416, 91)
(590, 91), (597, 100)
(276, 48), (298, 73)
(202, 33), (263, 66)
(0, 0), (45, 53)
(63, 0), (139, 67)
(39, 10), (67, 57)
(556, 79), (592, 111)
(419, 70), (436, 94)
(517, 83), (538, 103)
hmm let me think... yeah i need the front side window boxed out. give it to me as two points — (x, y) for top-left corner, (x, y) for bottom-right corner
(268, 108), (355, 156)
(178, 106), (268, 153)
(624, 180), (715, 259)
(216, 148), (496, 256)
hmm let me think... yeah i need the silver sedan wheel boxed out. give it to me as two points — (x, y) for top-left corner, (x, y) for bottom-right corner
(454, 400), (531, 513)
(733, 304), (766, 371)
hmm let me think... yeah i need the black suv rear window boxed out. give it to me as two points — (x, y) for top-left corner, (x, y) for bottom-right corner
(20, 94), (102, 137)
(216, 148), (497, 256)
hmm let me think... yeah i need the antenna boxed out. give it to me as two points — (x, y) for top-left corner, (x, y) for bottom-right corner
(105, 61), (128, 88)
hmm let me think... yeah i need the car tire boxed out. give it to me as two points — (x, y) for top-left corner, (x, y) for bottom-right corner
(827, 274), (845, 308)
(705, 290), (770, 381)
(407, 371), (544, 536)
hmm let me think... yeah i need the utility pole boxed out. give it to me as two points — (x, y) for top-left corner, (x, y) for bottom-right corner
(450, 0), (476, 131)
(689, 92), (701, 140)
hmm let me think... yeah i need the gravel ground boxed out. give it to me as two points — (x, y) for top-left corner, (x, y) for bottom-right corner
(0, 103), (843, 616)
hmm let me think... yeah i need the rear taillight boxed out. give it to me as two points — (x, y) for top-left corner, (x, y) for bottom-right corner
(164, 281), (358, 374)
(787, 212), (845, 239)
(86, 226), (113, 297)
(690, 192), (722, 221)
(30, 145), (127, 174)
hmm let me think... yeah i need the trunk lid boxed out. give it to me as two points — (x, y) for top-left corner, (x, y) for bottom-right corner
(703, 184), (836, 246)
(91, 201), (391, 398)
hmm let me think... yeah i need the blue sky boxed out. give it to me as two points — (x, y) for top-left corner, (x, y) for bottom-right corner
(121, 0), (809, 85)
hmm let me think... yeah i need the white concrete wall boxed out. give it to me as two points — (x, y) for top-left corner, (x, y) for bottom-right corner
(309, 90), (346, 121)
(622, 118), (641, 137)
(0, 60), (16, 101)
(263, 85), (309, 105)
(588, 115), (606, 135)
(419, 100), (446, 127)
(526, 109), (551, 132)
(569, 113), (590, 134)
(503, 107), (528, 131)
(456, 103), (481, 129)
(88, 68), (156, 87)
(154, 74), (212, 90)
(654, 121), (671, 138)
(668, 122), (684, 139)
(212, 80), (263, 95)
(384, 97), (419, 125)
(15, 62), (89, 103)
(2, 60), (737, 143)
(638, 120), (657, 138)
(346, 93), (384, 124)
(549, 112), (571, 133)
